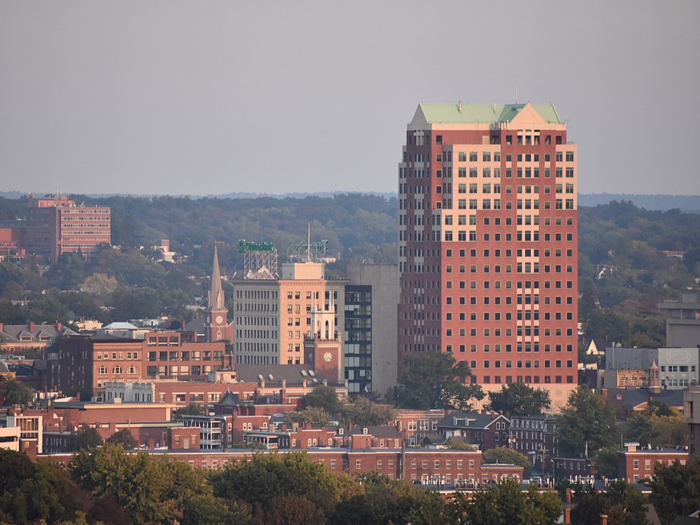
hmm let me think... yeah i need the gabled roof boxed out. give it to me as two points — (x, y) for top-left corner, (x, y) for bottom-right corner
(413, 102), (562, 126)
(0, 324), (75, 342)
(215, 391), (245, 407)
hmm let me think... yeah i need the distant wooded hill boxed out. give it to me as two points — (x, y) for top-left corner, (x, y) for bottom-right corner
(0, 193), (699, 348)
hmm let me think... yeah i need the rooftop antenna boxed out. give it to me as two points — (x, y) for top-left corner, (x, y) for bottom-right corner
(307, 223), (311, 262)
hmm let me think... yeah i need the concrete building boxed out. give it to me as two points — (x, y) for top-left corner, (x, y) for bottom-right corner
(659, 292), (700, 348)
(685, 385), (700, 456)
(605, 346), (700, 389)
(345, 262), (399, 395)
(398, 103), (578, 410)
(232, 261), (345, 366)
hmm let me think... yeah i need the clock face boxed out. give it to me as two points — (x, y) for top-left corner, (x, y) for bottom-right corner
(323, 352), (333, 362)
(215, 315), (224, 324)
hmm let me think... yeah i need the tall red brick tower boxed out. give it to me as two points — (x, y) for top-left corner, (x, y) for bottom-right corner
(398, 103), (578, 411)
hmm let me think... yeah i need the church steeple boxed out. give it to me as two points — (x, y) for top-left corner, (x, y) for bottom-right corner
(206, 246), (232, 343)
(209, 246), (226, 311)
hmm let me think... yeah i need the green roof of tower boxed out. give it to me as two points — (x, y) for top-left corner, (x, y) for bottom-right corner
(418, 103), (562, 124)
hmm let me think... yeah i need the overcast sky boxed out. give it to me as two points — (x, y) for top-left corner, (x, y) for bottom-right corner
(1, 1), (699, 196)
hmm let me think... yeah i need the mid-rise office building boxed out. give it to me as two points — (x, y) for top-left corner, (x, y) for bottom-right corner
(232, 261), (344, 366)
(345, 262), (399, 395)
(398, 103), (578, 408)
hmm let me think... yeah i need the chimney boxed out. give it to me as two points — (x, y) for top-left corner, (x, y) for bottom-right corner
(56, 322), (62, 332)
(0, 322), (4, 332)
(564, 508), (571, 524)
(565, 488), (572, 503)
(29, 321), (35, 333)
(600, 515), (608, 525)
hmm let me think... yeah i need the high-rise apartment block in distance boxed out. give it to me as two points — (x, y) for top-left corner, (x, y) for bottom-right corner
(398, 103), (578, 409)
(0, 195), (111, 263)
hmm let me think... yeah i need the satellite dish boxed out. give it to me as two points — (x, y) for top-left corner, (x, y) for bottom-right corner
(268, 374), (274, 381)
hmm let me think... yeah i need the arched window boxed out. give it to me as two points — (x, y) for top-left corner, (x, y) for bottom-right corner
(113, 366), (123, 374)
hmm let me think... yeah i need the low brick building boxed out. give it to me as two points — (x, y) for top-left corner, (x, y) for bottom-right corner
(618, 445), (688, 483)
(437, 412), (510, 451)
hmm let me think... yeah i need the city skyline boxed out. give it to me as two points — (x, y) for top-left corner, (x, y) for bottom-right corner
(1, 1), (699, 197)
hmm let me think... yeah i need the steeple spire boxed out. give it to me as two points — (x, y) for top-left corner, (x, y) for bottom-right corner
(209, 246), (225, 310)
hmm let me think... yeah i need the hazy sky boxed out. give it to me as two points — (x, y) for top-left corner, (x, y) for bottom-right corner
(1, 1), (699, 196)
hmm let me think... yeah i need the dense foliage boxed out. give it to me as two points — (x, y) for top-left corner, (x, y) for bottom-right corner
(388, 351), (484, 411)
(556, 387), (618, 458)
(487, 382), (551, 416)
(648, 455), (700, 525)
(1, 196), (699, 348)
(569, 480), (649, 525)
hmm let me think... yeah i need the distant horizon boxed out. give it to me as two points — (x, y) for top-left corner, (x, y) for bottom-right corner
(2, 190), (700, 199)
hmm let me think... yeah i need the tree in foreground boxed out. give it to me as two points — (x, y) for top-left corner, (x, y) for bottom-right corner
(449, 478), (562, 525)
(211, 452), (356, 523)
(333, 472), (445, 525)
(570, 480), (648, 525)
(0, 449), (89, 524)
(483, 447), (533, 477)
(648, 455), (700, 525)
(556, 386), (617, 457)
(488, 381), (551, 416)
(388, 351), (484, 411)
(70, 443), (244, 525)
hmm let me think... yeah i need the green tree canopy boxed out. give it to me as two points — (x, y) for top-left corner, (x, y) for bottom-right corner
(70, 444), (214, 525)
(333, 472), (446, 525)
(0, 377), (33, 406)
(648, 455), (700, 525)
(70, 424), (104, 451)
(0, 449), (90, 524)
(106, 428), (138, 449)
(287, 406), (332, 427)
(570, 481), (649, 525)
(483, 447), (533, 477)
(341, 396), (396, 427)
(211, 452), (355, 521)
(388, 352), (484, 411)
(450, 478), (562, 525)
(556, 387), (618, 457)
(625, 404), (688, 449)
(488, 382), (551, 416)
(302, 385), (342, 416)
